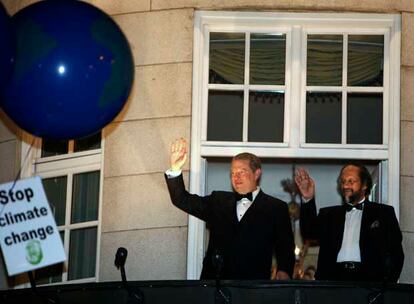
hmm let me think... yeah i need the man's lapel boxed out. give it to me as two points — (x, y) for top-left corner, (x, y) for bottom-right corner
(359, 199), (372, 249)
(335, 206), (347, 252)
(231, 193), (240, 226)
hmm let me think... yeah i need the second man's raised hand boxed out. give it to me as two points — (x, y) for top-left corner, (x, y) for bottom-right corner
(294, 168), (315, 201)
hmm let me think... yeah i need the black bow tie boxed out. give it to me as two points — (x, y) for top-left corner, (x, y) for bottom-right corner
(235, 192), (253, 201)
(345, 202), (364, 212)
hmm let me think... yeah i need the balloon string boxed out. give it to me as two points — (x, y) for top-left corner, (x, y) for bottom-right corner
(0, 137), (36, 217)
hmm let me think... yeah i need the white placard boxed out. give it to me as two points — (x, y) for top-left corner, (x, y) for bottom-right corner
(0, 176), (66, 276)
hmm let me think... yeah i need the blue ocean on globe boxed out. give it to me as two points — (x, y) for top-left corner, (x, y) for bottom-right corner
(1, 0), (134, 139)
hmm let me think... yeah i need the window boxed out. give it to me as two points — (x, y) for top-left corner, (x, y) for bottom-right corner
(207, 32), (288, 144)
(304, 34), (385, 145)
(188, 11), (400, 279)
(20, 133), (103, 285)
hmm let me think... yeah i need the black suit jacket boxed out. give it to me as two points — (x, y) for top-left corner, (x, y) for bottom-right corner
(165, 173), (295, 280)
(300, 198), (404, 282)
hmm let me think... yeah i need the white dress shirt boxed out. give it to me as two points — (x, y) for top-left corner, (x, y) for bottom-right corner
(301, 196), (365, 262)
(336, 198), (365, 262)
(236, 187), (260, 221)
(165, 169), (182, 178)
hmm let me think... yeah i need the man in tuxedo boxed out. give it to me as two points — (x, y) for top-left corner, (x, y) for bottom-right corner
(165, 138), (295, 280)
(295, 164), (404, 282)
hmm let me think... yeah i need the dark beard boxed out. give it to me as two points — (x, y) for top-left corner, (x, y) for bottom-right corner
(343, 190), (364, 205)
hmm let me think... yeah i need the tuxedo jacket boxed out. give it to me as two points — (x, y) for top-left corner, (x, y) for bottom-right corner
(300, 198), (404, 282)
(165, 173), (295, 280)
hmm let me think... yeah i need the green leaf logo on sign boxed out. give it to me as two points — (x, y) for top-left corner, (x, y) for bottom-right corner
(26, 240), (43, 265)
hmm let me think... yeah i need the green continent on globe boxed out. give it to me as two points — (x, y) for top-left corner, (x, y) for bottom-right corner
(91, 16), (133, 108)
(13, 19), (57, 82)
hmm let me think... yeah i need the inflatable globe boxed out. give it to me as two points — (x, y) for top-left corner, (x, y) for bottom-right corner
(1, 0), (134, 139)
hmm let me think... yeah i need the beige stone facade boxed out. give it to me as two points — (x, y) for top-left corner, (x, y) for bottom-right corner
(1, 0), (414, 286)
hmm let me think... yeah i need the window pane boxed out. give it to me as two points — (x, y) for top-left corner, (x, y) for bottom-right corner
(347, 93), (383, 144)
(209, 32), (245, 84)
(250, 34), (285, 85)
(348, 35), (384, 86)
(74, 132), (101, 153)
(248, 91), (284, 142)
(207, 90), (243, 141)
(307, 35), (343, 86)
(68, 227), (97, 280)
(41, 139), (68, 158)
(71, 171), (100, 224)
(42, 176), (67, 226)
(35, 232), (64, 284)
(306, 92), (342, 143)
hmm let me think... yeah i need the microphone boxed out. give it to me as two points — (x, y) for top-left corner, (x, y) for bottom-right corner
(114, 247), (144, 304)
(115, 248), (128, 268)
(115, 247), (128, 284)
(212, 250), (231, 304)
(212, 250), (224, 280)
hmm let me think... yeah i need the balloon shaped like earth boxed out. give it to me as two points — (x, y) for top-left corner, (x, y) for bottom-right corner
(1, 0), (134, 140)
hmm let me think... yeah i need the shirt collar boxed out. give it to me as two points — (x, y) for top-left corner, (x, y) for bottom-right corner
(251, 186), (260, 202)
(236, 186), (260, 202)
(345, 197), (366, 212)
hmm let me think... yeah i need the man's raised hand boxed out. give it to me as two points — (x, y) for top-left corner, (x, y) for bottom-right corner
(170, 138), (188, 172)
(294, 168), (315, 201)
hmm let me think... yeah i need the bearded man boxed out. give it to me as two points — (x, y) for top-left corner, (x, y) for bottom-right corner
(295, 163), (404, 282)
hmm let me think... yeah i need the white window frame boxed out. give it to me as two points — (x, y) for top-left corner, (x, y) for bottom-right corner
(19, 132), (104, 285)
(300, 28), (390, 149)
(188, 11), (400, 279)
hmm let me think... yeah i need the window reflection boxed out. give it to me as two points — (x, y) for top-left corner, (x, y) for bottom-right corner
(347, 93), (383, 144)
(250, 34), (286, 85)
(248, 91), (284, 142)
(41, 139), (68, 158)
(42, 176), (67, 226)
(209, 32), (245, 84)
(68, 227), (97, 280)
(348, 35), (384, 87)
(307, 35), (343, 86)
(207, 90), (244, 141)
(306, 92), (342, 143)
(71, 171), (100, 224)
(74, 132), (101, 152)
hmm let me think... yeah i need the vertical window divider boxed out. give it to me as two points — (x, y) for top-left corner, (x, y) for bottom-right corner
(66, 173), (74, 229)
(243, 32), (250, 142)
(299, 28), (307, 146)
(202, 29), (211, 141)
(94, 139), (105, 282)
(284, 29), (293, 145)
(63, 172), (73, 281)
(342, 34), (348, 144)
(293, 26), (304, 147)
(383, 30), (391, 145)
